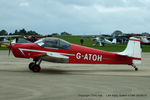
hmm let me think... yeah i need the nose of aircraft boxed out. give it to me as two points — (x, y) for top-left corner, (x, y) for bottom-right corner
(9, 43), (35, 58)
(8, 41), (36, 58)
(10, 44), (23, 58)
(7, 43), (22, 57)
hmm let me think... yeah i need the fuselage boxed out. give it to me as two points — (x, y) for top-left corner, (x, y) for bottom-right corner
(11, 42), (133, 65)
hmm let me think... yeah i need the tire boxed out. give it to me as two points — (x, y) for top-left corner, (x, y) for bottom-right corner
(31, 64), (41, 72)
(29, 62), (35, 70)
(135, 68), (138, 71)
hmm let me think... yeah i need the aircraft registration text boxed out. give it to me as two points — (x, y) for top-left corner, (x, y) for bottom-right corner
(76, 53), (102, 62)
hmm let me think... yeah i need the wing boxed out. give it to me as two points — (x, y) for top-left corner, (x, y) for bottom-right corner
(0, 35), (22, 38)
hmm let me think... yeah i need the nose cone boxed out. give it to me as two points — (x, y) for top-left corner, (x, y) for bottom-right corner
(11, 43), (35, 58)
(11, 44), (23, 58)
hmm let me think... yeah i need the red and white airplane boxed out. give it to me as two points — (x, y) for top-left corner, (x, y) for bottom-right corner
(8, 37), (141, 72)
(140, 36), (150, 45)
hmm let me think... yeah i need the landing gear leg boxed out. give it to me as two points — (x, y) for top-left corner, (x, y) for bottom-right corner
(131, 64), (138, 71)
(29, 59), (42, 72)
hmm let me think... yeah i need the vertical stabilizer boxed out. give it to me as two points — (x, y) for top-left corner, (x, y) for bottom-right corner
(118, 37), (141, 64)
(112, 38), (117, 44)
(141, 36), (149, 43)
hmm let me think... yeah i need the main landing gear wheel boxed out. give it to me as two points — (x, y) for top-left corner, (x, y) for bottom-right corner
(29, 63), (41, 72)
(32, 65), (41, 72)
(29, 59), (42, 72)
(29, 62), (34, 70)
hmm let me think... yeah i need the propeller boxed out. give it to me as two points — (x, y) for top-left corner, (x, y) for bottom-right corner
(8, 39), (12, 56)
(8, 38), (18, 56)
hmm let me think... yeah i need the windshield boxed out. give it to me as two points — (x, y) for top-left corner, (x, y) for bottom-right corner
(34, 38), (45, 46)
(35, 38), (71, 49)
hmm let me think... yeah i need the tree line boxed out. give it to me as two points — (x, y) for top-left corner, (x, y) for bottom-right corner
(0, 29), (40, 36)
(0, 28), (72, 36)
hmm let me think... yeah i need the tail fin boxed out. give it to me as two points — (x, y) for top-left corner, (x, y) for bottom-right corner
(141, 36), (149, 43)
(118, 37), (141, 64)
(112, 38), (117, 44)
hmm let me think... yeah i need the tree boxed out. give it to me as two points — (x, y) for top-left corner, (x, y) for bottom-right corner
(61, 32), (72, 36)
(9, 33), (13, 35)
(27, 30), (38, 35)
(14, 30), (19, 35)
(111, 30), (123, 37)
(0, 30), (8, 35)
(19, 28), (27, 35)
(51, 33), (59, 36)
(12, 29), (40, 36)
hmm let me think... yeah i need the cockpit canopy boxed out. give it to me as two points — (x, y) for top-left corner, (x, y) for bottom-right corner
(35, 38), (71, 49)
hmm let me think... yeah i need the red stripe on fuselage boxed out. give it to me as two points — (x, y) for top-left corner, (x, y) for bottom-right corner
(129, 39), (140, 42)
(132, 57), (141, 60)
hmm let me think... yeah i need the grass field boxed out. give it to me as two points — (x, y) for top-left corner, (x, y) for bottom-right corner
(0, 36), (150, 52)
(56, 36), (150, 52)
(0, 47), (8, 50)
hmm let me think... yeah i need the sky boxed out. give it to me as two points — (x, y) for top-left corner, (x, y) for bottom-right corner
(0, 0), (150, 35)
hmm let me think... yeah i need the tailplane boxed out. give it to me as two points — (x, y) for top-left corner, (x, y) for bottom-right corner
(118, 37), (141, 64)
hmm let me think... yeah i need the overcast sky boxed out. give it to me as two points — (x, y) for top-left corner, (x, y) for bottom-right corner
(0, 0), (150, 35)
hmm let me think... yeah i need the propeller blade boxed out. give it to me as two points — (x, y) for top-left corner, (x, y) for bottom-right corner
(8, 40), (12, 56)
(8, 38), (19, 56)
(8, 48), (11, 56)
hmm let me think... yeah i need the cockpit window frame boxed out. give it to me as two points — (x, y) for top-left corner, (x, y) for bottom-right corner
(34, 38), (45, 47)
(43, 38), (59, 49)
(58, 39), (71, 50)
(35, 38), (71, 50)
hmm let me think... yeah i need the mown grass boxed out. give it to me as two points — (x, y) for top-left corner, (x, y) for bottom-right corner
(141, 45), (150, 52)
(0, 35), (150, 52)
(0, 47), (8, 50)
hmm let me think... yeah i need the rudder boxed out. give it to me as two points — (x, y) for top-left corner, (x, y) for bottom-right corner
(118, 37), (141, 64)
